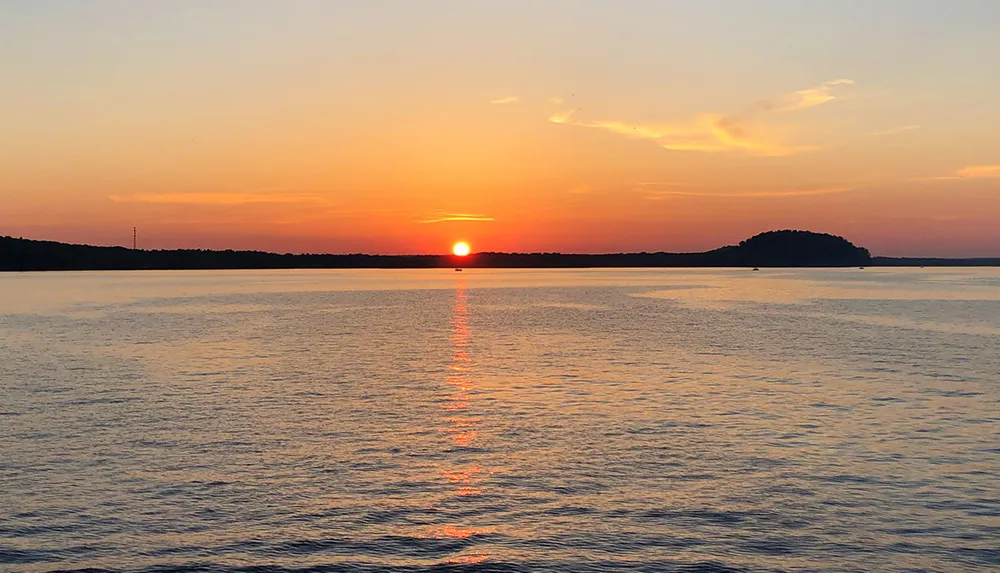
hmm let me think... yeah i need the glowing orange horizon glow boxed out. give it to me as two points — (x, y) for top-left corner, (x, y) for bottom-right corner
(452, 242), (471, 257)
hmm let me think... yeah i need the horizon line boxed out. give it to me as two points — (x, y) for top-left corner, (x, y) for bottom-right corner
(3, 232), (1000, 261)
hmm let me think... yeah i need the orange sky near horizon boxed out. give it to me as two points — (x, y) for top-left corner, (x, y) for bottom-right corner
(2, 1), (999, 257)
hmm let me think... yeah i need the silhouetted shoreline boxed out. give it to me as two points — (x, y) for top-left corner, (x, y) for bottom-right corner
(871, 257), (1000, 267)
(1, 230), (995, 271)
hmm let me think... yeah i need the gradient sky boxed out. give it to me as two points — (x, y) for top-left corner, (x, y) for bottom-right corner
(2, 0), (999, 256)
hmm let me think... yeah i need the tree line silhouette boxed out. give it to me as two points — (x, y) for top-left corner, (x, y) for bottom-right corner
(8, 229), (986, 272)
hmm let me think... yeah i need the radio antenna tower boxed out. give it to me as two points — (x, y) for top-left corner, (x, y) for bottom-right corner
(133, 227), (137, 250)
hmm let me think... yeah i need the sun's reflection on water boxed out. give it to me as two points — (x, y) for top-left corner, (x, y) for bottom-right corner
(442, 281), (478, 451)
(433, 277), (496, 553)
(444, 553), (489, 564)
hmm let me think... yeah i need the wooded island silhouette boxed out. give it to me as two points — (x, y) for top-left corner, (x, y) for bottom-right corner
(0, 230), (993, 271)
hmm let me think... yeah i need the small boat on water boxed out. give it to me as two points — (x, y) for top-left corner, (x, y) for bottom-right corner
(752, 267), (759, 271)
(455, 268), (463, 272)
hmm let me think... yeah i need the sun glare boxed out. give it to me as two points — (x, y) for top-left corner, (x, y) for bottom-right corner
(452, 242), (471, 257)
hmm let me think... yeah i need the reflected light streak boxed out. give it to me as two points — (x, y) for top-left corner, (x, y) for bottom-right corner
(431, 525), (496, 539)
(432, 276), (497, 557)
(443, 466), (483, 484)
(445, 554), (489, 564)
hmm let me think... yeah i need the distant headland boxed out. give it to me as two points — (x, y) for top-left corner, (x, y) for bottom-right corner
(0, 230), (996, 271)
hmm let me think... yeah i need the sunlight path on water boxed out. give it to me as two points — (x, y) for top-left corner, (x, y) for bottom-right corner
(0, 268), (998, 571)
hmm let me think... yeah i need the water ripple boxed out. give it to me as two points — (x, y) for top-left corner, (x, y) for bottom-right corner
(2, 269), (999, 572)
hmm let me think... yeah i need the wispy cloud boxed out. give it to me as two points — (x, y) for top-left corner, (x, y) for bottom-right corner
(563, 114), (815, 156)
(934, 164), (1000, 180)
(549, 96), (565, 105)
(548, 79), (853, 156)
(418, 212), (495, 224)
(759, 79), (855, 112)
(109, 193), (324, 205)
(634, 181), (688, 187)
(642, 186), (853, 200)
(956, 165), (1000, 179)
(490, 96), (520, 104)
(868, 125), (920, 137)
(549, 108), (578, 124)
(706, 115), (820, 156)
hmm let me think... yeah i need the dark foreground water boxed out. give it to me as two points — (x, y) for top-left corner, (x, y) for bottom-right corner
(1, 268), (998, 572)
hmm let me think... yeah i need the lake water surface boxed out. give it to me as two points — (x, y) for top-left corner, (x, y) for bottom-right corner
(1, 268), (998, 572)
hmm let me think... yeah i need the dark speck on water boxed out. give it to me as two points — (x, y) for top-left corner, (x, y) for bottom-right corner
(1, 268), (999, 572)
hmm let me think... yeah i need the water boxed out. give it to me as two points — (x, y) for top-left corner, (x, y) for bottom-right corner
(1, 268), (998, 572)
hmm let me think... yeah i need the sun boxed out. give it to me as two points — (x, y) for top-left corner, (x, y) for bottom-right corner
(452, 242), (471, 257)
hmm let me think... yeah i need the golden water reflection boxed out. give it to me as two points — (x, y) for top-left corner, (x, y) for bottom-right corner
(433, 277), (496, 552)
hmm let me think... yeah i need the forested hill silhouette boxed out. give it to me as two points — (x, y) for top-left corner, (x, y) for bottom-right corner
(737, 230), (870, 267)
(4, 228), (983, 271)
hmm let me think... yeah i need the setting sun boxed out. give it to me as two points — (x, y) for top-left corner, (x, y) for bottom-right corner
(452, 242), (471, 257)
(3, 3), (999, 572)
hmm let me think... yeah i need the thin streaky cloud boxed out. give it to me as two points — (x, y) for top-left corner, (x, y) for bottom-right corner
(705, 115), (819, 156)
(955, 165), (1000, 179)
(549, 109), (578, 124)
(108, 193), (325, 205)
(868, 125), (921, 136)
(930, 164), (1000, 180)
(570, 114), (815, 156)
(490, 96), (520, 104)
(932, 164), (1000, 180)
(759, 79), (855, 112)
(548, 79), (851, 156)
(644, 186), (853, 199)
(549, 96), (565, 105)
(418, 213), (495, 224)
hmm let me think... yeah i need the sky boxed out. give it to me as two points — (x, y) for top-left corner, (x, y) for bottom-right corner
(1, 0), (999, 256)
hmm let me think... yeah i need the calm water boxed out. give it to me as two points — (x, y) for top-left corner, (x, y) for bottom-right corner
(2, 268), (999, 572)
